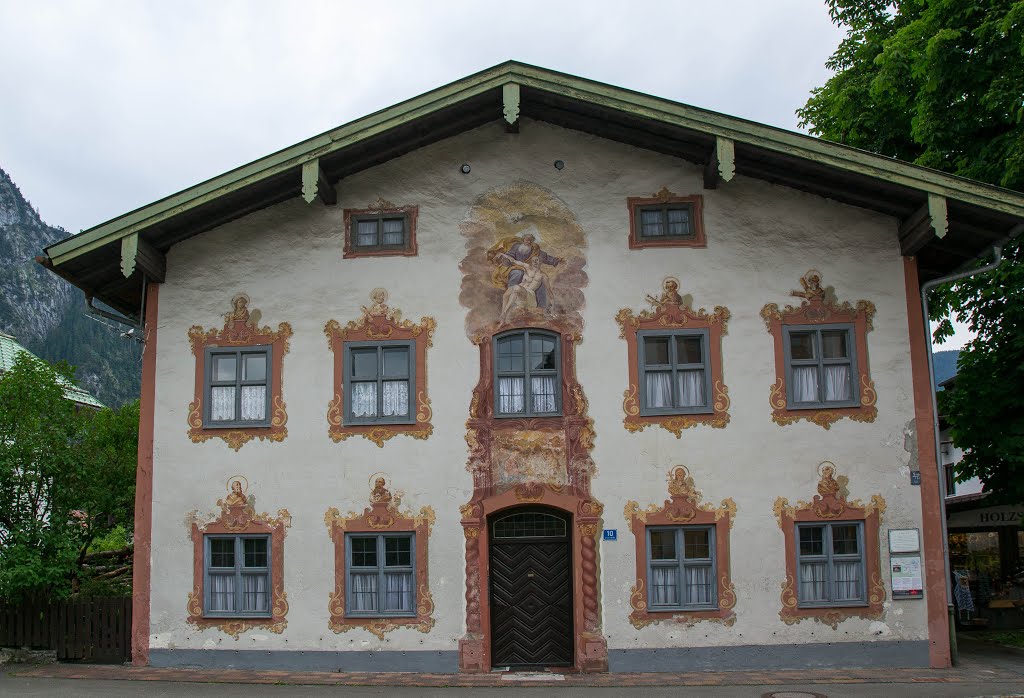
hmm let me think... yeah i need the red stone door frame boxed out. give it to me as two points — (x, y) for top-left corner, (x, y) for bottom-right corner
(459, 484), (606, 673)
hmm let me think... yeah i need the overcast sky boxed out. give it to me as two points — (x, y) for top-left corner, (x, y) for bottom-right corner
(0, 0), (973, 348)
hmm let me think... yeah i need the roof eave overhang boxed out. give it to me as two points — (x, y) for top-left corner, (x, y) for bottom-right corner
(42, 61), (1024, 319)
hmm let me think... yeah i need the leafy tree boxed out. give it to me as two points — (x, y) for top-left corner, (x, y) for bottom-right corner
(799, 0), (1024, 501)
(0, 353), (137, 601)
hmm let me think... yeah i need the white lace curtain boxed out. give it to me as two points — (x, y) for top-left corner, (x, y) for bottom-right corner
(351, 382), (408, 418)
(209, 575), (235, 612)
(833, 561), (861, 601)
(685, 565), (713, 605)
(350, 573), (378, 611)
(382, 219), (404, 246)
(531, 376), (556, 413)
(384, 572), (414, 612)
(645, 370), (704, 408)
(242, 574), (269, 612)
(650, 567), (678, 606)
(210, 385), (266, 421)
(799, 562), (827, 602)
(793, 366), (851, 403)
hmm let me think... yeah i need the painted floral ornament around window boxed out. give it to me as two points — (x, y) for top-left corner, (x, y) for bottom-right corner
(187, 294), (291, 450)
(324, 289), (436, 447)
(323, 475), (435, 639)
(185, 477), (291, 638)
(773, 461), (886, 629)
(761, 270), (877, 429)
(616, 278), (731, 437)
(624, 466), (737, 629)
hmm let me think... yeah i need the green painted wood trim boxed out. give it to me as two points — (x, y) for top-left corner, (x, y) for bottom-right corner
(716, 137), (735, 183)
(47, 61), (1024, 266)
(928, 193), (948, 239)
(502, 83), (520, 125)
(120, 233), (138, 278)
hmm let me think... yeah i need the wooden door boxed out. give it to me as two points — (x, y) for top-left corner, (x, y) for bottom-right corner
(489, 508), (573, 667)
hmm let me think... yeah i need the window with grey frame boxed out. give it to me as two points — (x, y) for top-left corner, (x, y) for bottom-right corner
(796, 521), (866, 606)
(352, 213), (409, 251)
(494, 330), (560, 417)
(343, 340), (414, 425)
(345, 533), (416, 617)
(783, 324), (859, 409)
(646, 525), (717, 610)
(204, 535), (271, 617)
(204, 346), (271, 427)
(639, 329), (711, 415)
(635, 203), (695, 240)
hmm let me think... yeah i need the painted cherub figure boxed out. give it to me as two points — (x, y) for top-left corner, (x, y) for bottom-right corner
(792, 271), (826, 301)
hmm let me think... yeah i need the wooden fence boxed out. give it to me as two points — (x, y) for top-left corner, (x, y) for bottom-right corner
(0, 597), (131, 663)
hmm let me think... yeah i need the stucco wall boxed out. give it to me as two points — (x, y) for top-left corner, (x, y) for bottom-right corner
(148, 119), (928, 658)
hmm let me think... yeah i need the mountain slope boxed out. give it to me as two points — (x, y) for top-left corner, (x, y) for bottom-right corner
(0, 166), (141, 406)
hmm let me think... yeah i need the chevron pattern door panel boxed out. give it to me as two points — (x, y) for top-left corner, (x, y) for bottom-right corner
(490, 538), (572, 666)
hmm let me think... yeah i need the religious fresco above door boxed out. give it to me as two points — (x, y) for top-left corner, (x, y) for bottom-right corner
(459, 181), (588, 339)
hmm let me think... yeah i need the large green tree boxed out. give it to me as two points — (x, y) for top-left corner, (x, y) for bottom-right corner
(0, 354), (137, 601)
(799, 0), (1024, 501)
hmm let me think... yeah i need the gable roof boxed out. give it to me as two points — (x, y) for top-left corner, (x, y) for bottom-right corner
(41, 61), (1024, 319)
(0, 331), (105, 409)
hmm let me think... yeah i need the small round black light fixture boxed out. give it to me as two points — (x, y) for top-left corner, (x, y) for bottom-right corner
(553, 160), (565, 170)
(460, 163), (471, 174)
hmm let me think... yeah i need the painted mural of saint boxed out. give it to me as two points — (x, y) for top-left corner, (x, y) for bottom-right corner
(486, 227), (562, 311)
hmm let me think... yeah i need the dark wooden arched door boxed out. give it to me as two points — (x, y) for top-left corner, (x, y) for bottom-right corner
(489, 507), (573, 667)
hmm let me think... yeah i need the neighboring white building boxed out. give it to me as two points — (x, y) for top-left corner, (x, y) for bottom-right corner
(41, 63), (1024, 673)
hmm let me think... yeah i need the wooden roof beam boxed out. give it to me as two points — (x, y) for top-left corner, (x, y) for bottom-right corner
(503, 83), (520, 133)
(301, 159), (337, 206)
(703, 136), (735, 189)
(120, 233), (166, 282)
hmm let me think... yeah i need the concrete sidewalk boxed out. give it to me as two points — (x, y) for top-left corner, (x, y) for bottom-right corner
(5, 636), (1024, 695)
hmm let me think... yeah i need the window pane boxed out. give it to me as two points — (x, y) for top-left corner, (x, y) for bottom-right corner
(645, 371), (672, 408)
(210, 386), (236, 421)
(530, 337), (556, 370)
(685, 564), (713, 604)
(834, 561), (862, 601)
(385, 536), (412, 567)
(498, 377), (524, 413)
(383, 347), (408, 377)
(244, 538), (268, 568)
(823, 365), (851, 402)
(640, 208), (664, 237)
(213, 355), (236, 382)
(351, 538), (378, 567)
(240, 385), (266, 421)
(493, 512), (566, 538)
(650, 530), (676, 560)
(351, 382), (377, 417)
(209, 574), (235, 612)
(677, 369), (705, 407)
(384, 572), (414, 612)
(790, 332), (815, 360)
(822, 331), (848, 359)
(832, 525), (860, 555)
(531, 376), (557, 413)
(676, 336), (702, 364)
(799, 562), (828, 601)
(351, 349), (377, 378)
(210, 539), (235, 568)
(356, 220), (377, 246)
(243, 354), (266, 381)
(683, 530), (710, 559)
(382, 380), (409, 416)
(644, 337), (670, 365)
(666, 207), (691, 236)
(497, 336), (524, 373)
(242, 574), (269, 611)
(792, 366), (819, 403)
(650, 566), (678, 605)
(381, 218), (404, 246)
(799, 526), (824, 556)
(351, 572), (378, 611)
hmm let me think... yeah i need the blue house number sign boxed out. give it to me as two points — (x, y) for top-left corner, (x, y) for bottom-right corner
(602, 529), (617, 541)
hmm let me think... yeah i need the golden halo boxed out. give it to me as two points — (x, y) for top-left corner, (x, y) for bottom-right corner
(803, 269), (823, 284)
(817, 461), (837, 479)
(368, 472), (388, 490)
(668, 465), (689, 480)
(663, 276), (681, 290)
(369, 288), (388, 305)
(230, 293), (250, 307)
(226, 475), (248, 493)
